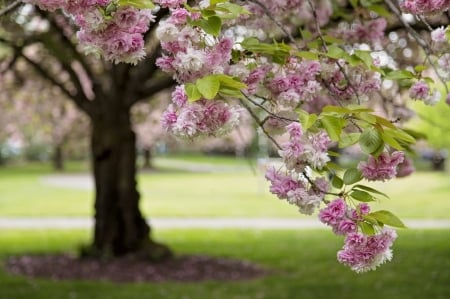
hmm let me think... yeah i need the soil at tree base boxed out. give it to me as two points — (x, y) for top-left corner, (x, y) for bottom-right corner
(6, 254), (269, 282)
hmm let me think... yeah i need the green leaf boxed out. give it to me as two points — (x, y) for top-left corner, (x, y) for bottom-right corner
(201, 9), (216, 17)
(218, 87), (245, 99)
(327, 45), (346, 59)
(368, 210), (407, 228)
(215, 74), (247, 89)
(358, 112), (377, 124)
(349, 0), (359, 8)
(359, 128), (383, 155)
(323, 35), (344, 44)
(367, 4), (390, 16)
(322, 105), (352, 114)
(204, 15), (222, 36)
(118, 0), (155, 9)
(331, 175), (344, 189)
(210, 0), (227, 5)
(375, 116), (396, 129)
(326, 162), (343, 171)
(215, 2), (250, 18)
(414, 64), (427, 73)
(185, 83), (202, 102)
(350, 190), (375, 202)
(300, 29), (312, 40)
(298, 109), (318, 130)
(360, 222), (376, 235)
(296, 51), (319, 60)
(381, 132), (404, 150)
(339, 133), (360, 148)
(353, 50), (373, 68)
(384, 128), (416, 144)
(343, 168), (363, 185)
(363, 214), (379, 225)
(196, 75), (220, 100)
(353, 184), (389, 198)
(320, 115), (346, 141)
(384, 69), (415, 80)
(346, 104), (373, 112)
(240, 38), (291, 64)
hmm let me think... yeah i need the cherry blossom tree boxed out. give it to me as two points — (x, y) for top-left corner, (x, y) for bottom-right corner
(2, 0), (450, 271)
(132, 93), (170, 169)
(0, 63), (88, 170)
(1, 2), (175, 259)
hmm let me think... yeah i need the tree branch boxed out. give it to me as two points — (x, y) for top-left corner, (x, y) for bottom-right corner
(0, 0), (22, 16)
(37, 9), (97, 85)
(19, 52), (93, 115)
(134, 75), (175, 104)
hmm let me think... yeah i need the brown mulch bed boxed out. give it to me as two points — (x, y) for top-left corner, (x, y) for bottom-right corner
(6, 254), (269, 283)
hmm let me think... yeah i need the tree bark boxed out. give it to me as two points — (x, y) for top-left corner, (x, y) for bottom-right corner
(88, 100), (171, 260)
(52, 144), (64, 171)
(142, 148), (153, 169)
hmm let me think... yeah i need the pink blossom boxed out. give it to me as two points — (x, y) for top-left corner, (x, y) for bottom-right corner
(431, 27), (447, 42)
(155, 0), (186, 8)
(114, 7), (140, 29)
(358, 151), (405, 181)
(409, 81), (429, 100)
(400, 0), (450, 15)
(396, 157), (415, 178)
(169, 8), (190, 25)
(319, 198), (347, 226)
(337, 228), (397, 272)
(336, 219), (357, 235)
(265, 167), (300, 200)
(171, 86), (188, 108)
(286, 122), (303, 139)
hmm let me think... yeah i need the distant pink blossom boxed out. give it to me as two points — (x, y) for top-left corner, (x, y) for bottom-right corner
(358, 151), (405, 181)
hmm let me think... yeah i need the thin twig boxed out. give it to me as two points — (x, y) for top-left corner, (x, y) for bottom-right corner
(307, 0), (362, 104)
(0, 0), (22, 16)
(243, 93), (298, 123)
(239, 98), (282, 149)
(247, 0), (300, 49)
(384, 0), (449, 95)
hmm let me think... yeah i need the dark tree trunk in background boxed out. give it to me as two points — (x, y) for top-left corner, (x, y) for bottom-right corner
(87, 92), (172, 259)
(142, 148), (153, 169)
(52, 144), (64, 171)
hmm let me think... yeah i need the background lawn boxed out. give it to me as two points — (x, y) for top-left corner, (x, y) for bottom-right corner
(0, 157), (450, 218)
(0, 228), (449, 299)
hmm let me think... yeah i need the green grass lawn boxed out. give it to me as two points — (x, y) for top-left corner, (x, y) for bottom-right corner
(1, 160), (450, 218)
(0, 228), (449, 299)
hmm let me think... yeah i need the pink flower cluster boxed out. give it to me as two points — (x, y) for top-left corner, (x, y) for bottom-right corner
(154, 0), (186, 8)
(333, 18), (387, 45)
(155, 5), (233, 83)
(161, 86), (242, 138)
(279, 122), (331, 172)
(242, 0), (332, 37)
(409, 81), (441, 105)
(265, 167), (329, 215)
(27, 0), (154, 64)
(396, 157), (415, 178)
(400, 0), (450, 15)
(322, 62), (381, 102)
(319, 198), (370, 235)
(267, 59), (323, 107)
(337, 228), (397, 273)
(358, 151), (405, 181)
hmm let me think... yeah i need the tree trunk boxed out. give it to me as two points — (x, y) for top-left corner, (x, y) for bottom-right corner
(142, 148), (153, 169)
(52, 144), (64, 171)
(88, 103), (172, 260)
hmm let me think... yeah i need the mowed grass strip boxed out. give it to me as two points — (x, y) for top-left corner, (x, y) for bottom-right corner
(0, 161), (450, 218)
(0, 229), (449, 299)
